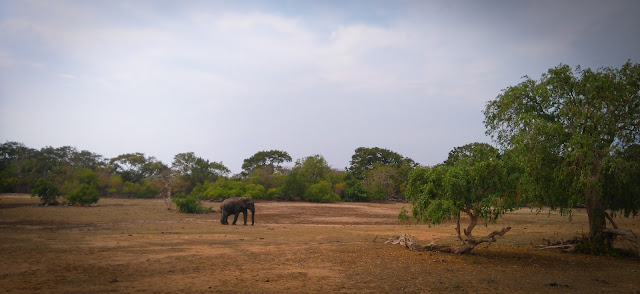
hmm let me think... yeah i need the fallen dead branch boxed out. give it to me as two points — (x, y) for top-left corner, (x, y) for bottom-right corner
(538, 229), (640, 256)
(538, 237), (581, 252)
(453, 227), (512, 254)
(602, 228), (640, 256)
(386, 227), (511, 254)
(385, 234), (422, 251)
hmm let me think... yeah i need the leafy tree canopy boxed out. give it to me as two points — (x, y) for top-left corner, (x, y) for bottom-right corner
(348, 147), (416, 179)
(241, 150), (292, 175)
(484, 61), (640, 237)
(0, 141), (37, 170)
(171, 152), (230, 193)
(109, 153), (162, 184)
(281, 154), (332, 200)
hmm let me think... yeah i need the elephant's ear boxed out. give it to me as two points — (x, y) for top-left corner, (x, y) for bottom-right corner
(241, 197), (253, 207)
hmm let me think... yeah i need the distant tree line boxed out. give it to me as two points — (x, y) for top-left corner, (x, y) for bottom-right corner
(0, 142), (417, 205)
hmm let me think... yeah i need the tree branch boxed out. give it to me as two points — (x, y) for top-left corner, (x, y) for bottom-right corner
(604, 211), (618, 229)
(455, 212), (465, 244)
(463, 209), (477, 238)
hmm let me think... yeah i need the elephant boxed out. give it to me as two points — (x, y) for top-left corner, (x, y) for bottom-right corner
(220, 197), (255, 225)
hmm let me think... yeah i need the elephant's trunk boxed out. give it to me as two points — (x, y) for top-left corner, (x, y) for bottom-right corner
(250, 207), (255, 225)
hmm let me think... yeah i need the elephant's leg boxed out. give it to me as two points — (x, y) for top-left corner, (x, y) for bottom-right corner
(221, 211), (229, 225)
(232, 212), (240, 225)
(242, 210), (248, 225)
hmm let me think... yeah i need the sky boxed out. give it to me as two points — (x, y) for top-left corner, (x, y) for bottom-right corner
(1, 0), (639, 174)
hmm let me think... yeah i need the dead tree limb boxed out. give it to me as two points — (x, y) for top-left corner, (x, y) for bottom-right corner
(386, 227), (512, 255)
(604, 211), (619, 229)
(385, 234), (421, 251)
(454, 226), (512, 254)
(602, 228), (640, 256)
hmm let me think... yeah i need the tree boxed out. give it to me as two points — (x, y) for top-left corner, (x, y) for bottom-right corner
(602, 144), (640, 217)
(31, 178), (60, 204)
(362, 164), (399, 201)
(305, 181), (340, 202)
(150, 164), (179, 210)
(281, 155), (332, 200)
(0, 142), (37, 170)
(190, 178), (265, 200)
(484, 61), (640, 239)
(348, 147), (416, 179)
(341, 173), (368, 202)
(0, 142), (38, 193)
(248, 166), (286, 190)
(241, 150), (292, 175)
(404, 143), (517, 254)
(109, 153), (160, 184)
(62, 168), (101, 206)
(71, 150), (106, 170)
(171, 152), (230, 193)
(346, 147), (416, 201)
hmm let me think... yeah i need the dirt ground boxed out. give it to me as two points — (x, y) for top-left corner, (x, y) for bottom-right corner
(1, 194), (639, 293)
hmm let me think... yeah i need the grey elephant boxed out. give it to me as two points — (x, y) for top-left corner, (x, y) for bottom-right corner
(220, 197), (255, 225)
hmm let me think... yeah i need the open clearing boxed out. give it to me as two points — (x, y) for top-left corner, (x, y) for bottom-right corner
(1, 194), (639, 293)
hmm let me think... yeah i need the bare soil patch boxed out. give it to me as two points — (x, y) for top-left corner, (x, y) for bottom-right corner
(1, 194), (639, 293)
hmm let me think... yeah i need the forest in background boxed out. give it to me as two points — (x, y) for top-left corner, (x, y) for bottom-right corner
(0, 142), (415, 204)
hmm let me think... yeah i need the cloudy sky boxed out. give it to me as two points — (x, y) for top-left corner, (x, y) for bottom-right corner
(1, 0), (639, 173)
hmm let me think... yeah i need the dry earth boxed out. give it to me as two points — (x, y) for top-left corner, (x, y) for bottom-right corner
(1, 194), (639, 293)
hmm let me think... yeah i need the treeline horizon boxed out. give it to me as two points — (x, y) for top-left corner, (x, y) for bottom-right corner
(0, 141), (419, 204)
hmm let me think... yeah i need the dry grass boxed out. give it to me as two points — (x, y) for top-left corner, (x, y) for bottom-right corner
(1, 194), (639, 293)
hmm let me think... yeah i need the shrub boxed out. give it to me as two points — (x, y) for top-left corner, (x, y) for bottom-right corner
(122, 181), (158, 198)
(265, 187), (283, 200)
(65, 183), (100, 206)
(172, 194), (210, 213)
(304, 181), (340, 202)
(107, 174), (123, 195)
(31, 178), (60, 204)
(341, 179), (368, 202)
(191, 178), (265, 200)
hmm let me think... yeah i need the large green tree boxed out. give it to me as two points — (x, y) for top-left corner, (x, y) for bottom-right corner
(347, 147), (416, 200)
(0, 142), (38, 192)
(109, 153), (160, 184)
(484, 61), (640, 238)
(348, 147), (416, 179)
(172, 152), (230, 193)
(404, 143), (518, 254)
(241, 150), (292, 176)
(281, 154), (334, 201)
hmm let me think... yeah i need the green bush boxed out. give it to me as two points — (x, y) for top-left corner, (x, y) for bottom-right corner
(190, 178), (265, 199)
(172, 194), (210, 213)
(65, 183), (100, 206)
(31, 178), (60, 204)
(265, 187), (283, 199)
(304, 181), (340, 202)
(341, 179), (368, 202)
(122, 181), (158, 198)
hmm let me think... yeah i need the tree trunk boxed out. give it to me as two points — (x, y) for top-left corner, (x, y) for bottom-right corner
(585, 188), (606, 238)
(585, 178), (606, 238)
(165, 185), (172, 210)
(585, 157), (606, 239)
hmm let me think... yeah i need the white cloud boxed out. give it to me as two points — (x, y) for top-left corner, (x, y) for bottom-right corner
(57, 73), (78, 79)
